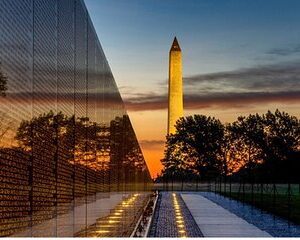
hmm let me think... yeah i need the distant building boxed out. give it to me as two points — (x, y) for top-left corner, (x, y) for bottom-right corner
(168, 37), (183, 135)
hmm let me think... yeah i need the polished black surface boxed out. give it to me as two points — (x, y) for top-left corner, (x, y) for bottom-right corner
(0, 0), (151, 237)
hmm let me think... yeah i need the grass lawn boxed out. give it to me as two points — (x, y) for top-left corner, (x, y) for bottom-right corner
(221, 191), (300, 225)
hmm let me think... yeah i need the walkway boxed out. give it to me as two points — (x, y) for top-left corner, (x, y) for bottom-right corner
(182, 194), (271, 237)
(148, 192), (203, 237)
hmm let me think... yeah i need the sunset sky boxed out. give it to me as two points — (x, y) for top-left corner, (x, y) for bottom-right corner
(85, 0), (300, 178)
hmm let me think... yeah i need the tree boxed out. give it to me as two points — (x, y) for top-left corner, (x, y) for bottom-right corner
(260, 110), (300, 181)
(162, 115), (225, 180)
(0, 64), (7, 97)
(227, 114), (265, 176)
(227, 110), (300, 181)
(263, 109), (300, 164)
(159, 110), (300, 182)
(161, 134), (197, 180)
(0, 64), (8, 142)
(220, 127), (237, 176)
(15, 111), (98, 167)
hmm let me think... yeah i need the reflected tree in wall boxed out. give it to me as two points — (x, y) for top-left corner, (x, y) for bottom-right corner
(0, 64), (7, 97)
(15, 111), (106, 170)
(0, 65), (8, 141)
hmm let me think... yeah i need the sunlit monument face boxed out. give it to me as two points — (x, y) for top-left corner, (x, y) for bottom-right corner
(168, 37), (183, 135)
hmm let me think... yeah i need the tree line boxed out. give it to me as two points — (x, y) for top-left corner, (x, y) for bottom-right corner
(160, 110), (300, 182)
(0, 63), (7, 97)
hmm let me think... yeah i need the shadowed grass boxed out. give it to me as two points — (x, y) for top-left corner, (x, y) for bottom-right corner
(220, 192), (300, 225)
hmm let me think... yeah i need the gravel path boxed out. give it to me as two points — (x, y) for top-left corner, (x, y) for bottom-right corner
(199, 192), (300, 237)
(148, 192), (203, 237)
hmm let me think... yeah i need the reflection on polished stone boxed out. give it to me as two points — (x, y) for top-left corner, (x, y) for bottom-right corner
(75, 193), (151, 237)
(0, 0), (152, 237)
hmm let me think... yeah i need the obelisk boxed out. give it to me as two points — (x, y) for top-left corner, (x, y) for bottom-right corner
(168, 37), (183, 135)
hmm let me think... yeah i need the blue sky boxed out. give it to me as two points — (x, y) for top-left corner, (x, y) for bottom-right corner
(85, 0), (300, 92)
(85, 0), (300, 176)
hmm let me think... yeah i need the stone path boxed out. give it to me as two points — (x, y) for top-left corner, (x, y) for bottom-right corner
(181, 194), (271, 237)
(148, 192), (203, 237)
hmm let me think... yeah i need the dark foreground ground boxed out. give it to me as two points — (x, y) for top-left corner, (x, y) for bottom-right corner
(149, 191), (300, 237)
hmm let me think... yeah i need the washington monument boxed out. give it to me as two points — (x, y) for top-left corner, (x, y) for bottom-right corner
(168, 37), (183, 135)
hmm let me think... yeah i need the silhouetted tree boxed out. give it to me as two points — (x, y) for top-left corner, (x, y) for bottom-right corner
(227, 110), (299, 181)
(260, 110), (300, 181)
(263, 109), (300, 164)
(220, 128), (236, 176)
(158, 110), (300, 182)
(161, 134), (196, 180)
(162, 115), (225, 180)
(227, 114), (265, 177)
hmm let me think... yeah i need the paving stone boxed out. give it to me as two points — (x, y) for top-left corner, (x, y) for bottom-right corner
(182, 194), (271, 237)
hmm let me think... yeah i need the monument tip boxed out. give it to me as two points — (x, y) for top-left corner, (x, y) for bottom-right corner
(170, 37), (181, 51)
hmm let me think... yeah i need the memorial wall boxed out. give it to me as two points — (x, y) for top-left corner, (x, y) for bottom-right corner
(0, 0), (152, 237)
